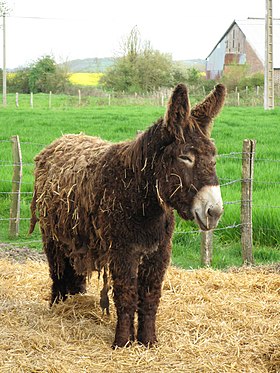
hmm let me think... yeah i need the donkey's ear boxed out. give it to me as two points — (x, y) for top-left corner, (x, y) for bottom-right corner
(191, 84), (226, 136)
(164, 84), (190, 138)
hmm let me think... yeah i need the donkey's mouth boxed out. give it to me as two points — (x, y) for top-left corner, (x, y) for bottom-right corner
(178, 209), (194, 221)
(191, 185), (223, 231)
(194, 212), (209, 231)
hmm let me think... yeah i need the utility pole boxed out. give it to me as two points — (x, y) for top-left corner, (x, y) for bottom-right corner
(2, 12), (6, 107)
(264, 0), (274, 110)
(1, 2), (11, 107)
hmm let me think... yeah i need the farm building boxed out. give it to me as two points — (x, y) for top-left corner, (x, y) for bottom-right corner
(206, 18), (280, 83)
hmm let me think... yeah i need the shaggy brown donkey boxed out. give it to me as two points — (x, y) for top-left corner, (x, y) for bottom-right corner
(30, 83), (226, 348)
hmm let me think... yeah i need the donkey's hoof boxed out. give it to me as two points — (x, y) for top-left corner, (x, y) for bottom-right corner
(111, 339), (132, 349)
(137, 336), (158, 348)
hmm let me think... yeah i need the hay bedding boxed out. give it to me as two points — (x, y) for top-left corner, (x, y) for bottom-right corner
(0, 250), (279, 373)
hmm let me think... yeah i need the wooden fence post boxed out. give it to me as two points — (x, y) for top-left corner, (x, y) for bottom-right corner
(30, 92), (33, 108)
(78, 89), (81, 106)
(241, 139), (256, 265)
(201, 230), (213, 267)
(15, 92), (19, 108)
(9, 135), (22, 237)
(161, 94), (164, 107)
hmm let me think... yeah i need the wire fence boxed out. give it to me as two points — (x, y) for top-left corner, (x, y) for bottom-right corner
(0, 137), (280, 265)
(1, 145), (280, 214)
(2, 82), (280, 110)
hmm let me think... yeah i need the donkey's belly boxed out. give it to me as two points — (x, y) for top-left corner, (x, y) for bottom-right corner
(132, 243), (159, 257)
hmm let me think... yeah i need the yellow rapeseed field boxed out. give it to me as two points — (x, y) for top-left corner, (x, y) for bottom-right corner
(69, 72), (103, 86)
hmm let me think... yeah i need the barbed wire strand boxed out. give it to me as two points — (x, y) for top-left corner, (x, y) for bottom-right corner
(0, 180), (33, 185)
(0, 163), (34, 167)
(0, 192), (33, 195)
(1, 175), (279, 186)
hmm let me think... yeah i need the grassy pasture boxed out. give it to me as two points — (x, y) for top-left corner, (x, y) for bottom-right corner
(0, 93), (279, 268)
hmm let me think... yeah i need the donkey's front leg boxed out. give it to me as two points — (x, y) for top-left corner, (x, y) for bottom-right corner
(137, 240), (171, 346)
(110, 250), (139, 348)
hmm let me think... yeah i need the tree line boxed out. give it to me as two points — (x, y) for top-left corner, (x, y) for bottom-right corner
(2, 56), (69, 94)
(1, 27), (264, 95)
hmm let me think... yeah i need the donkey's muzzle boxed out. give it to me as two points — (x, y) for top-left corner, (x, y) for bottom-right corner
(192, 185), (223, 231)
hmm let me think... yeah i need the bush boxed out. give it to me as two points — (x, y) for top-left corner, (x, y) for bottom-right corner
(221, 64), (264, 92)
(239, 72), (264, 90)
(7, 56), (70, 94)
(8, 68), (30, 93)
(100, 27), (197, 93)
(29, 56), (70, 93)
(221, 64), (250, 91)
(101, 50), (175, 93)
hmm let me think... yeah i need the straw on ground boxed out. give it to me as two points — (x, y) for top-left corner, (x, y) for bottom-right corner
(0, 250), (279, 372)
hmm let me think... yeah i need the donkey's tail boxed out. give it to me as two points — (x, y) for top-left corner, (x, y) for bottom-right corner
(29, 187), (38, 234)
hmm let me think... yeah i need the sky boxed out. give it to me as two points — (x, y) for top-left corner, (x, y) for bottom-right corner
(1, 0), (280, 69)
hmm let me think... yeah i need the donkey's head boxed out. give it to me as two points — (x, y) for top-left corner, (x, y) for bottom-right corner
(156, 83), (226, 230)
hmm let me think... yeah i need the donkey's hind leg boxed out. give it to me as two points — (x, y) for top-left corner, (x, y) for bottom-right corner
(44, 239), (86, 305)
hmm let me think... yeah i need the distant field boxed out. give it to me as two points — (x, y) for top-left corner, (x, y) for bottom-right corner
(1, 94), (279, 268)
(69, 72), (103, 86)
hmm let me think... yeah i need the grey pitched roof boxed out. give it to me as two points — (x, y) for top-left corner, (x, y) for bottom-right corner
(207, 18), (280, 68)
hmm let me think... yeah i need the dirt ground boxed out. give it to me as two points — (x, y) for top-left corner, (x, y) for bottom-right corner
(1, 243), (279, 272)
(0, 243), (46, 263)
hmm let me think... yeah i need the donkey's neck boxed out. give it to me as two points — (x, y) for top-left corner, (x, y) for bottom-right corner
(121, 118), (170, 176)
(119, 119), (171, 217)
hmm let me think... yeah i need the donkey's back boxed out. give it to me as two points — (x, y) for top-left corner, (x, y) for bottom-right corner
(34, 133), (110, 180)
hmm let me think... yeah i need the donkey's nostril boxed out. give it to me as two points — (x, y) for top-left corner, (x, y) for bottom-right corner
(207, 208), (213, 217)
(207, 205), (223, 219)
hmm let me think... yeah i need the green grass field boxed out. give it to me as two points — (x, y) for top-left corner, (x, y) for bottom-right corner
(1, 93), (279, 269)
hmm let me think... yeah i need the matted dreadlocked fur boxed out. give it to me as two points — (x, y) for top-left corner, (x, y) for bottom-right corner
(30, 83), (226, 348)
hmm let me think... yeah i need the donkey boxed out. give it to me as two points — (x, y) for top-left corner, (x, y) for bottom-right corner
(30, 83), (226, 348)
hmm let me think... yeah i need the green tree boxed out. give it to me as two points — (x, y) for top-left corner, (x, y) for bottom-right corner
(221, 64), (250, 91)
(101, 27), (176, 93)
(28, 55), (70, 93)
(186, 67), (203, 86)
(171, 62), (189, 85)
(239, 72), (264, 90)
(8, 68), (30, 93)
(135, 46), (173, 91)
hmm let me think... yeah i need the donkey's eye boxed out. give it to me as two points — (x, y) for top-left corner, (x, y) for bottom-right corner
(180, 155), (192, 162)
(179, 154), (195, 165)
